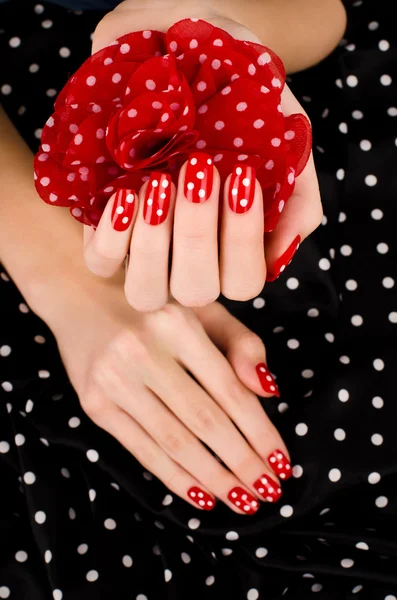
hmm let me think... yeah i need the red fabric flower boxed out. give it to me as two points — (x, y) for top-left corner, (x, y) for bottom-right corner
(34, 18), (311, 231)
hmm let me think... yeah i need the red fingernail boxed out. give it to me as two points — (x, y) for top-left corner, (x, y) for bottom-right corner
(266, 235), (301, 281)
(144, 172), (171, 225)
(256, 363), (280, 397)
(111, 189), (136, 231)
(268, 450), (292, 481)
(253, 474), (282, 503)
(228, 487), (259, 514)
(228, 165), (256, 213)
(184, 152), (214, 203)
(187, 487), (215, 510)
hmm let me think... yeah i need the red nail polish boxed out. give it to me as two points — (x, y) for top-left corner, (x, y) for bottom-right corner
(268, 450), (292, 481)
(228, 165), (256, 213)
(187, 487), (215, 510)
(253, 474), (282, 502)
(267, 235), (301, 281)
(144, 172), (171, 225)
(256, 363), (280, 397)
(227, 487), (259, 514)
(184, 152), (214, 203)
(111, 189), (136, 231)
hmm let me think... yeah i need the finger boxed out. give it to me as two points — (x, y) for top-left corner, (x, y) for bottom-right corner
(145, 354), (286, 504)
(193, 302), (279, 398)
(113, 385), (261, 515)
(124, 173), (175, 312)
(170, 153), (221, 307)
(84, 188), (138, 277)
(220, 167), (266, 299)
(92, 402), (217, 511)
(264, 152), (323, 281)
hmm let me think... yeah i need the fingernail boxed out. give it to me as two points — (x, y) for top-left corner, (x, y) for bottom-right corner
(228, 165), (256, 213)
(228, 487), (259, 514)
(266, 235), (301, 281)
(184, 152), (214, 203)
(253, 474), (282, 502)
(111, 189), (136, 231)
(187, 487), (215, 510)
(268, 450), (292, 481)
(144, 172), (171, 225)
(256, 363), (280, 397)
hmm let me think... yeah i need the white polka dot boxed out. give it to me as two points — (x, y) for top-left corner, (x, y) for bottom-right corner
(319, 258), (331, 270)
(389, 312), (397, 323)
(373, 358), (385, 371)
(89, 489), (96, 502)
(53, 591), (62, 600)
(329, 468), (341, 482)
(0, 588), (10, 599)
(197, 81), (207, 92)
(181, 552), (191, 564)
(339, 122), (348, 134)
(247, 590), (259, 600)
(383, 277), (394, 289)
(371, 208), (383, 220)
(302, 369), (314, 379)
(226, 531), (239, 541)
(146, 79), (156, 90)
(371, 433), (383, 446)
(87, 449), (99, 462)
(280, 505), (293, 518)
(236, 102), (248, 112)
(41, 19), (53, 29)
(334, 428), (346, 441)
(352, 110), (364, 120)
(355, 542), (369, 551)
(77, 544), (88, 555)
(292, 465), (303, 478)
(351, 315), (363, 327)
(122, 555), (133, 567)
(61, 468), (70, 479)
(86, 570), (99, 582)
(15, 434), (25, 446)
(86, 76), (96, 87)
(35, 511), (46, 524)
(346, 75), (358, 87)
(341, 245), (353, 256)
(23, 471), (36, 485)
(104, 518), (117, 530)
(380, 74), (392, 86)
(295, 423), (308, 436)
(375, 496), (388, 508)
(205, 576), (215, 586)
(346, 279), (358, 291)
(188, 518), (200, 529)
(0, 442), (10, 454)
(233, 137), (243, 147)
(287, 339), (300, 349)
(308, 308), (319, 317)
(287, 277), (299, 290)
(365, 174), (377, 186)
(255, 547), (268, 558)
(162, 494), (173, 506)
(360, 139), (372, 151)
(59, 46), (71, 58)
(312, 584), (323, 592)
(253, 298), (265, 309)
(1, 381), (12, 392)
(215, 121), (225, 130)
(69, 508), (76, 520)
(384, 596), (397, 600)
(377, 242), (389, 254)
(68, 417), (80, 428)
(15, 550), (28, 562)
(387, 107), (397, 116)
(0, 345), (11, 357)
(45, 550), (52, 563)
(164, 569), (172, 582)
(271, 137), (281, 147)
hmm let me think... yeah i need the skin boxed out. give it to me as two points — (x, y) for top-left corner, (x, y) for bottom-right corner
(83, 0), (346, 310)
(0, 0), (345, 512)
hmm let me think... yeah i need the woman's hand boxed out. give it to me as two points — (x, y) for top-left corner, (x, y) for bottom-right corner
(37, 271), (292, 514)
(83, 0), (323, 311)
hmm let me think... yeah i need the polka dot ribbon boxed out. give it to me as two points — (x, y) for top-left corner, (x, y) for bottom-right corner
(33, 18), (312, 230)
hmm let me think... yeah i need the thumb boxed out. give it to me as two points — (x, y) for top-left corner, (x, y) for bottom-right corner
(193, 303), (280, 398)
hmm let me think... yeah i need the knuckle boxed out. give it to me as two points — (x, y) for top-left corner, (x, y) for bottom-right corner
(159, 430), (188, 457)
(172, 288), (220, 308)
(175, 230), (209, 251)
(191, 405), (220, 434)
(80, 393), (108, 421)
(222, 281), (264, 302)
(222, 378), (248, 408)
(235, 329), (265, 355)
(110, 329), (151, 365)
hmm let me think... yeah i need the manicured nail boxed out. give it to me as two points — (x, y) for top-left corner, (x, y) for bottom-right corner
(111, 189), (136, 231)
(184, 152), (214, 203)
(253, 474), (282, 502)
(266, 235), (301, 281)
(187, 487), (215, 510)
(144, 172), (171, 225)
(228, 487), (259, 514)
(256, 363), (280, 397)
(268, 450), (292, 481)
(228, 165), (256, 213)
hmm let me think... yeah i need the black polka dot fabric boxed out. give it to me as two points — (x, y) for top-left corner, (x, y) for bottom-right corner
(1, 1), (397, 599)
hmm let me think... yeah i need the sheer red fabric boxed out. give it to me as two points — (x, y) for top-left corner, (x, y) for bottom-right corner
(33, 18), (311, 230)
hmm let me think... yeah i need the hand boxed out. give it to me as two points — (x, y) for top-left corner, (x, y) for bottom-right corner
(41, 272), (292, 515)
(83, 1), (323, 311)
